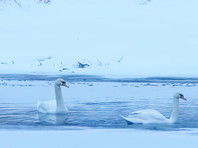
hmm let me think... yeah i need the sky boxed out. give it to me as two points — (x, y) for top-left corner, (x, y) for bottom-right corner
(0, 0), (198, 76)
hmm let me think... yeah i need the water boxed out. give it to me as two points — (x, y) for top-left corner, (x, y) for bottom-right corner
(0, 74), (198, 131)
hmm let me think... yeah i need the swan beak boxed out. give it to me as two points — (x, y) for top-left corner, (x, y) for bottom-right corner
(63, 83), (69, 88)
(182, 97), (187, 101)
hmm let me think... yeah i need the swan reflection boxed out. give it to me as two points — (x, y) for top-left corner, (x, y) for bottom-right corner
(38, 113), (68, 125)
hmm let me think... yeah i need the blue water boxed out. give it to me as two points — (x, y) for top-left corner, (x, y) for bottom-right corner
(0, 74), (198, 131)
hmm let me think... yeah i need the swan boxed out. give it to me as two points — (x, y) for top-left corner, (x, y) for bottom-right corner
(121, 93), (186, 124)
(37, 78), (69, 114)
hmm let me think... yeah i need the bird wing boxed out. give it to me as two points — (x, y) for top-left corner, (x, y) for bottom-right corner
(123, 109), (167, 123)
(37, 100), (56, 114)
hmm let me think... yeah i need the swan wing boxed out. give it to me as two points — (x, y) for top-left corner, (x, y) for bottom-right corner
(37, 100), (68, 114)
(37, 100), (56, 114)
(122, 109), (168, 124)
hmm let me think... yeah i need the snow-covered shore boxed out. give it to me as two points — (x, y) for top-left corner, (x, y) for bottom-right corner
(0, 129), (198, 148)
(1, 0), (198, 77)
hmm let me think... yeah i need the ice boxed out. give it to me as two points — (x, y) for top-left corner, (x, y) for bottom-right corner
(0, 0), (198, 77)
(0, 129), (198, 148)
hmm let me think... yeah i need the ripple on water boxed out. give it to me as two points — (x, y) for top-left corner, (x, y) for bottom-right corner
(0, 78), (198, 131)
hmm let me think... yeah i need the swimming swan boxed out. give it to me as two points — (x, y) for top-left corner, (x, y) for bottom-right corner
(121, 93), (186, 124)
(37, 79), (69, 114)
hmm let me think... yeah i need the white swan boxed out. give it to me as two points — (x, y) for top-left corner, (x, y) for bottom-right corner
(121, 93), (186, 124)
(37, 78), (69, 114)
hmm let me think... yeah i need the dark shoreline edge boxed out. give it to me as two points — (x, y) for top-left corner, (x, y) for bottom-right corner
(1, 74), (198, 83)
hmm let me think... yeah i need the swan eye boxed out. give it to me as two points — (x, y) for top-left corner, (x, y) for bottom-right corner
(62, 81), (66, 85)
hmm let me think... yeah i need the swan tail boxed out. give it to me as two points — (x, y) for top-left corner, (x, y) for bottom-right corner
(37, 101), (41, 110)
(37, 101), (45, 113)
(120, 115), (134, 124)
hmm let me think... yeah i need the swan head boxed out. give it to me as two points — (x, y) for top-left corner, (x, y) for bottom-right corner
(174, 93), (186, 100)
(55, 79), (69, 88)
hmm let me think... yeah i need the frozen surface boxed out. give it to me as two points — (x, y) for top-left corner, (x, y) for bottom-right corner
(0, 129), (198, 148)
(1, 0), (198, 77)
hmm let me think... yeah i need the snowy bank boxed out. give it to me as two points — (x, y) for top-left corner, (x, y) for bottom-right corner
(1, 0), (198, 77)
(0, 129), (198, 148)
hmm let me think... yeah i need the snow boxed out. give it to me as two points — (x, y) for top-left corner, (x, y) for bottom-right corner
(0, 129), (198, 148)
(0, 0), (198, 77)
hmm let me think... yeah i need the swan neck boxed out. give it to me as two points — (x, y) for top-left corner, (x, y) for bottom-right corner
(55, 85), (65, 110)
(170, 97), (179, 123)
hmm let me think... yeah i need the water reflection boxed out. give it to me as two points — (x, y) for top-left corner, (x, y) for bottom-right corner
(38, 113), (68, 125)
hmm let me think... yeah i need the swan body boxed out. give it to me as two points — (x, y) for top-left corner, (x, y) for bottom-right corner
(121, 93), (186, 124)
(37, 79), (69, 114)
